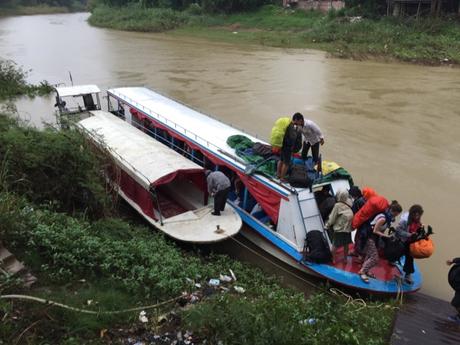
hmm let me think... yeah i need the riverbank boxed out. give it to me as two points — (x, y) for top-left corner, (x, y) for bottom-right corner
(88, 5), (460, 66)
(0, 5), (74, 16)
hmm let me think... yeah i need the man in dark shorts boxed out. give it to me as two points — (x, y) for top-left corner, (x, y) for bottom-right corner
(277, 113), (303, 181)
(447, 257), (460, 324)
(206, 170), (231, 216)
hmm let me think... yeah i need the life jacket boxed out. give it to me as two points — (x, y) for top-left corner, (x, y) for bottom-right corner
(270, 117), (291, 148)
(448, 264), (460, 291)
(409, 237), (435, 259)
(352, 195), (389, 230)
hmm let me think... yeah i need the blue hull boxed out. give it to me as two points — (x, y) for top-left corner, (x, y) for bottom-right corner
(230, 202), (422, 294)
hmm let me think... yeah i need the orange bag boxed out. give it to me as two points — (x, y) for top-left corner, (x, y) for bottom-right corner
(409, 237), (435, 259)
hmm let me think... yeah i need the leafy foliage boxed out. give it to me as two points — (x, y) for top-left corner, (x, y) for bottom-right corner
(0, 114), (113, 218)
(0, 60), (53, 100)
(184, 290), (393, 345)
(97, 0), (278, 13)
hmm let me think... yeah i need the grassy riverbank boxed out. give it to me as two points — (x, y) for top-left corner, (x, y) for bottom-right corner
(0, 112), (395, 343)
(89, 4), (460, 65)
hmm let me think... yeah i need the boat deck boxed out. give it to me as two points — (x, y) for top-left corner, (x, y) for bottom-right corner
(391, 293), (460, 345)
(331, 245), (402, 282)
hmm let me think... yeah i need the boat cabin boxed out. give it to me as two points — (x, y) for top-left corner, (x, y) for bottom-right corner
(54, 84), (101, 125)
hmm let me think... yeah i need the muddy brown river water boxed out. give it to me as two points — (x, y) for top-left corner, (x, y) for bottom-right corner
(1, 12), (459, 301)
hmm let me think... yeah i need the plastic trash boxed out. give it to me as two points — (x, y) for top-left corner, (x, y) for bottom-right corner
(209, 278), (220, 286)
(138, 311), (148, 323)
(219, 274), (232, 283)
(234, 286), (245, 294)
(300, 318), (317, 325)
(229, 269), (237, 281)
(194, 283), (201, 288)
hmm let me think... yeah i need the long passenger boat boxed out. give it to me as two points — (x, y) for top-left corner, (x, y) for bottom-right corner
(101, 86), (422, 294)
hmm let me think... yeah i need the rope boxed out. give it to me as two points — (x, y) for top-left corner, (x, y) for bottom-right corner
(229, 235), (401, 309)
(0, 294), (182, 315)
(229, 236), (325, 292)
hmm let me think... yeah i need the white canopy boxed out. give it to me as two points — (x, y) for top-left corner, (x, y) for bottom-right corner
(56, 85), (101, 98)
(77, 111), (203, 190)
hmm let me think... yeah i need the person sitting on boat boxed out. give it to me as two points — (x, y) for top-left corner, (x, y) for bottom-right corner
(447, 257), (460, 324)
(206, 170), (231, 216)
(395, 204), (424, 285)
(301, 117), (324, 164)
(277, 113), (303, 181)
(358, 200), (402, 283)
(325, 189), (353, 262)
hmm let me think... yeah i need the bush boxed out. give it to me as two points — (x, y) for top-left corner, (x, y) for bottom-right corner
(184, 291), (393, 345)
(0, 114), (112, 218)
(0, 60), (53, 100)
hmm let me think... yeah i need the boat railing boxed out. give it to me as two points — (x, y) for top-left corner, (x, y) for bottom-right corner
(109, 89), (298, 195)
(110, 90), (223, 155)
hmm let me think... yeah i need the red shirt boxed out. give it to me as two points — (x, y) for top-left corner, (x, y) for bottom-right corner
(408, 221), (421, 234)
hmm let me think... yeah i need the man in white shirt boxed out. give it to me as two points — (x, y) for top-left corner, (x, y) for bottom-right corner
(301, 119), (324, 164)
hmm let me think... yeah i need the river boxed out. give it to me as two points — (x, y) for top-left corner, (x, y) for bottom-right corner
(1, 12), (459, 301)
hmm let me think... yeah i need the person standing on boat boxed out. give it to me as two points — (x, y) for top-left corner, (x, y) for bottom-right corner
(277, 113), (304, 181)
(301, 118), (324, 164)
(348, 186), (367, 257)
(447, 257), (460, 324)
(325, 189), (353, 262)
(206, 170), (231, 216)
(395, 204), (424, 285)
(358, 201), (402, 283)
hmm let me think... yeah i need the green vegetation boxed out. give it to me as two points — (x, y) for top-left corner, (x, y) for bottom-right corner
(0, 113), (394, 343)
(0, 60), (53, 100)
(89, 4), (460, 65)
(0, 0), (87, 16)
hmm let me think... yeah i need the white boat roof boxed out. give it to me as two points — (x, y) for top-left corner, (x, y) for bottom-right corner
(77, 111), (203, 189)
(107, 87), (291, 193)
(56, 84), (101, 97)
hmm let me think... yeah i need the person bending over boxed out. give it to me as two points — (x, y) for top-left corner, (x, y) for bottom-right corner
(206, 170), (231, 216)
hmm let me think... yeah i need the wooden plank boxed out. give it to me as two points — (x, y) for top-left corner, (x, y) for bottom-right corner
(391, 293), (460, 345)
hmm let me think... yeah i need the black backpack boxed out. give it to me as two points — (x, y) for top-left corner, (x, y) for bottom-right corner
(449, 264), (460, 291)
(288, 164), (312, 189)
(303, 230), (332, 264)
(383, 237), (406, 262)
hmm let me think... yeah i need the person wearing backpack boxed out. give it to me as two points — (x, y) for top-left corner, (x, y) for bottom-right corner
(325, 190), (353, 263)
(395, 204), (424, 285)
(358, 201), (402, 283)
(348, 186), (367, 258)
(447, 257), (460, 324)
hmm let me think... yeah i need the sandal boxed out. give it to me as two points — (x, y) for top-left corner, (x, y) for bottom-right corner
(404, 274), (413, 285)
(359, 273), (370, 284)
